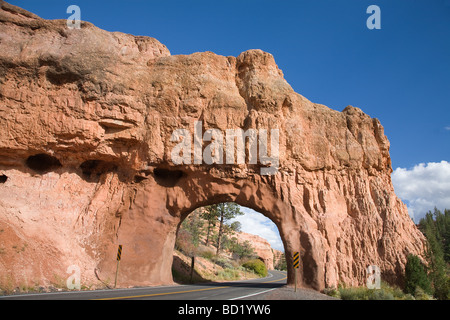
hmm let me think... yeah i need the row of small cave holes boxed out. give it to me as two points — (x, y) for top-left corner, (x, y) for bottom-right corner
(0, 154), (98, 184)
(0, 153), (184, 186)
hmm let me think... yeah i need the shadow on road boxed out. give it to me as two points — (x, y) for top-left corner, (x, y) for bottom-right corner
(180, 272), (287, 290)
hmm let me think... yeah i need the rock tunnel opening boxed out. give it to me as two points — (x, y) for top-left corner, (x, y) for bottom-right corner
(171, 202), (286, 284)
(100, 170), (324, 291)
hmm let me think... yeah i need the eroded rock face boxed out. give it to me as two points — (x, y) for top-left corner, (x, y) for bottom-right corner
(236, 232), (278, 271)
(0, 2), (426, 290)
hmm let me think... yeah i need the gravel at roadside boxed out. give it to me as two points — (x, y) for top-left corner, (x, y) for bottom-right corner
(243, 286), (339, 300)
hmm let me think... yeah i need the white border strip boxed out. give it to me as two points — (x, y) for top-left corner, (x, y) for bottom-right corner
(228, 287), (278, 300)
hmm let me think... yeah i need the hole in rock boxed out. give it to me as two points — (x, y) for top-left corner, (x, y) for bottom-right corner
(0, 175), (7, 183)
(80, 160), (117, 180)
(134, 175), (147, 183)
(172, 202), (285, 284)
(153, 168), (183, 187)
(25, 154), (62, 173)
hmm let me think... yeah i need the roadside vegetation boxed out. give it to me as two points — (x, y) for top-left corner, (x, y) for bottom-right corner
(324, 282), (417, 300)
(325, 208), (450, 300)
(415, 208), (450, 299)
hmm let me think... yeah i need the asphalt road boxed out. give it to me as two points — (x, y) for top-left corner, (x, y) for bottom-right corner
(0, 270), (287, 300)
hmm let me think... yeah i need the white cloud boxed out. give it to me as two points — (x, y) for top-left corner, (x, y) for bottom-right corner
(231, 207), (284, 252)
(392, 161), (450, 222)
(445, 126), (450, 131)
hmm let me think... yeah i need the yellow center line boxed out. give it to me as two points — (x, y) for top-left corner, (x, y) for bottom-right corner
(94, 274), (287, 300)
(94, 285), (230, 300)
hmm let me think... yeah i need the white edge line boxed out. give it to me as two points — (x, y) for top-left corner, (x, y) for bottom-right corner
(0, 283), (183, 299)
(228, 287), (278, 300)
(0, 271), (284, 299)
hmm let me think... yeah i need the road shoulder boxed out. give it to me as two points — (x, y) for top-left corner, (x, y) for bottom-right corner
(241, 286), (339, 300)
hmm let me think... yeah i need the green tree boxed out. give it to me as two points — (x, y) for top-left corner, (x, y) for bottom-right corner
(274, 253), (287, 271)
(228, 221), (242, 233)
(216, 203), (244, 255)
(200, 205), (220, 246)
(404, 254), (432, 296)
(426, 226), (447, 299)
(442, 209), (450, 263)
(230, 240), (256, 260)
(181, 209), (204, 248)
(418, 208), (450, 300)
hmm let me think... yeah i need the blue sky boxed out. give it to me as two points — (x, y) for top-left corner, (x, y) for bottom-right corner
(8, 1), (450, 236)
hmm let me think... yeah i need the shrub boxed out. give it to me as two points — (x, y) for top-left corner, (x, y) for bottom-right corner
(332, 282), (413, 300)
(230, 240), (256, 260)
(414, 287), (435, 300)
(338, 287), (396, 300)
(370, 289), (394, 300)
(217, 268), (240, 281)
(213, 256), (234, 269)
(199, 247), (215, 260)
(339, 287), (370, 300)
(242, 259), (268, 277)
(323, 287), (340, 299)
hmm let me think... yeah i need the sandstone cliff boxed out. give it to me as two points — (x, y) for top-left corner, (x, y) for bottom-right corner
(0, 2), (426, 291)
(236, 232), (281, 271)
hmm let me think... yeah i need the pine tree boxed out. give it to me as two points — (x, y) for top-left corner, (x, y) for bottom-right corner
(404, 254), (432, 295)
(200, 205), (219, 246)
(443, 209), (450, 263)
(418, 208), (450, 300)
(215, 203), (244, 255)
(181, 209), (204, 248)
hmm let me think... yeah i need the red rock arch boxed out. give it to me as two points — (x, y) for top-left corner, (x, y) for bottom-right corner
(0, 2), (426, 291)
(97, 168), (325, 290)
